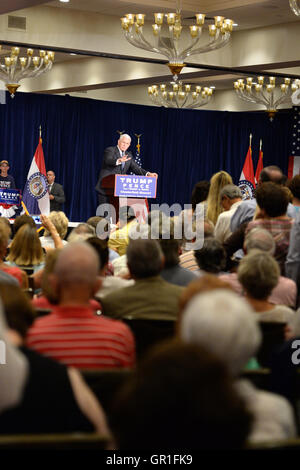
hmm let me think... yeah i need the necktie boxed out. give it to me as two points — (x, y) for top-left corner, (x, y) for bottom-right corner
(121, 151), (125, 171)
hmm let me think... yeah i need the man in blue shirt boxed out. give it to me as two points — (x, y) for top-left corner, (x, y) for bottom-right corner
(0, 160), (16, 189)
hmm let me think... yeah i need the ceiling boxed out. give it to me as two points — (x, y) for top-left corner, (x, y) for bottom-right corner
(46, 0), (299, 30)
(1, 0), (300, 104)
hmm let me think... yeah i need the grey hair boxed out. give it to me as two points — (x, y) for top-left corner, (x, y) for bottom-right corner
(119, 133), (131, 142)
(67, 223), (95, 243)
(180, 289), (261, 375)
(220, 184), (242, 200)
(244, 227), (275, 255)
(238, 251), (280, 300)
(127, 239), (163, 278)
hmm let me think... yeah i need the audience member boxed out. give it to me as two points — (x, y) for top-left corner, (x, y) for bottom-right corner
(180, 289), (296, 442)
(286, 211), (300, 291)
(0, 301), (29, 414)
(87, 237), (134, 299)
(153, 216), (197, 287)
(0, 283), (110, 436)
(67, 223), (95, 243)
(177, 275), (233, 332)
(13, 214), (36, 237)
(101, 239), (183, 320)
(6, 224), (45, 274)
(245, 182), (294, 273)
(27, 242), (135, 369)
(231, 166), (295, 232)
(238, 251), (296, 325)
(108, 206), (137, 256)
(39, 211), (68, 248)
(111, 341), (252, 450)
(214, 184), (243, 243)
(206, 171), (233, 225)
(179, 218), (214, 272)
(194, 238), (226, 275)
(191, 180), (210, 218)
(0, 221), (28, 287)
(288, 175), (300, 213)
(87, 216), (119, 263)
(220, 228), (297, 307)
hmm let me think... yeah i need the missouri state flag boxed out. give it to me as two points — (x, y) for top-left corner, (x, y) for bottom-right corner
(22, 136), (50, 215)
(238, 138), (256, 200)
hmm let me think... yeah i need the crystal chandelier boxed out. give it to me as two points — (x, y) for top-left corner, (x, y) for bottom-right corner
(233, 76), (300, 120)
(120, 2), (234, 80)
(0, 46), (55, 98)
(148, 82), (214, 109)
(290, 0), (300, 16)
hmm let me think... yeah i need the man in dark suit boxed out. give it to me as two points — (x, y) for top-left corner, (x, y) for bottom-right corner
(47, 170), (66, 212)
(95, 134), (157, 205)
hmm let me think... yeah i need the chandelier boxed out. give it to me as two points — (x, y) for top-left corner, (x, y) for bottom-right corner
(290, 0), (300, 16)
(233, 76), (300, 120)
(120, 3), (234, 80)
(0, 46), (55, 98)
(148, 82), (214, 109)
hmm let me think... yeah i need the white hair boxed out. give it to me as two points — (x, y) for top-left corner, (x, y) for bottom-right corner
(119, 133), (131, 142)
(180, 289), (261, 376)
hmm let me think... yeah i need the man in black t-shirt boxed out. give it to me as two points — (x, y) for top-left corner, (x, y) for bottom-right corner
(0, 160), (16, 189)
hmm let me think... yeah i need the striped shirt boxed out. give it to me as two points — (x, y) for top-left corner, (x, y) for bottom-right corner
(246, 218), (294, 273)
(179, 251), (198, 272)
(26, 305), (135, 369)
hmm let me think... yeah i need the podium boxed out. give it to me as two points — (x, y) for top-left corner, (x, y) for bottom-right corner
(101, 174), (157, 222)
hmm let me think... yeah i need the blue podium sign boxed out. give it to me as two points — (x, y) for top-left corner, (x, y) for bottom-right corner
(114, 175), (157, 198)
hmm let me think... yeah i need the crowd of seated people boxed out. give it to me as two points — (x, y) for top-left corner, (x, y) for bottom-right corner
(2, 163), (300, 450)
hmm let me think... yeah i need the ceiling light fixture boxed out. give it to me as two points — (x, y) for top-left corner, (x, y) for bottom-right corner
(121, 0), (234, 80)
(290, 0), (300, 16)
(0, 45), (55, 98)
(148, 82), (214, 108)
(233, 76), (300, 120)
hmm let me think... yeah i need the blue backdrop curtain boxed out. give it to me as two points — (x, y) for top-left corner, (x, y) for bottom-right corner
(0, 91), (293, 221)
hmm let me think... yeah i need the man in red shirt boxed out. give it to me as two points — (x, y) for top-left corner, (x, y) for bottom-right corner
(26, 242), (135, 369)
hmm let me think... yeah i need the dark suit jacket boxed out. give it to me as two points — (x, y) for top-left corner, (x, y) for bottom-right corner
(95, 146), (148, 194)
(49, 182), (65, 212)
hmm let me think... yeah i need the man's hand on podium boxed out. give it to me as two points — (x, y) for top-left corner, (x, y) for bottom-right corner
(147, 172), (158, 178)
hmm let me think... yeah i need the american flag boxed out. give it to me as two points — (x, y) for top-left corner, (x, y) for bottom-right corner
(288, 106), (300, 178)
(130, 136), (149, 222)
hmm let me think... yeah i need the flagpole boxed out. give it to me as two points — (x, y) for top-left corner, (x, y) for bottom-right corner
(259, 139), (262, 151)
(249, 133), (252, 148)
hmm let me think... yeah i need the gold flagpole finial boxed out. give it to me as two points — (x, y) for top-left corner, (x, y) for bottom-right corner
(135, 133), (142, 153)
(249, 133), (252, 147)
(259, 139), (262, 151)
(117, 130), (125, 136)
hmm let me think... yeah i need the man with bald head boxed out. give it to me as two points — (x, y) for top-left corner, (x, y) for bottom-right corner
(26, 242), (135, 369)
(95, 134), (157, 205)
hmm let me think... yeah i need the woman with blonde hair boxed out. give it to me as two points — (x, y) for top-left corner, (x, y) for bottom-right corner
(6, 224), (45, 274)
(206, 171), (233, 225)
(39, 211), (69, 248)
